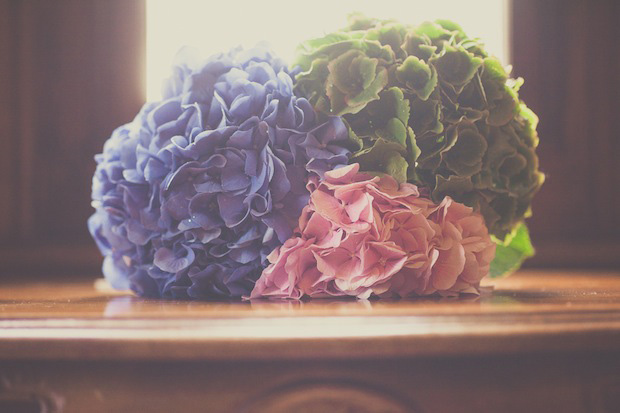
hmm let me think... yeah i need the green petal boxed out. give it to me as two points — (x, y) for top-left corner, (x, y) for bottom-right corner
(517, 103), (539, 143)
(365, 23), (408, 58)
(432, 174), (474, 201)
(296, 38), (394, 68)
(350, 138), (409, 183)
(348, 87), (410, 144)
(499, 153), (528, 177)
(485, 127), (516, 172)
(487, 86), (518, 126)
(294, 57), (329, 102)
(347, 67), (388, 108)
(345, 123), (364, 152)
(489, 195), (518, 237)
(481, 58), (518, 126)
(325, 85), (350, 115)
(482, 57), (507, 82)
(431, 45), (483, 91)
(323, 50), (389, 116)
(369, 87), (410, 126)
(297, 33), (352, 60)
(395, 56), (438, 100)
(435, 19), (464, 33)
(376, 117), (408, 147)
(384, 152), (409, 183)
(414, 21), (452, 41)
(402, 32), (437, 61)
(442, 121), (488, 176)
(328, 50), (365, 94)
(407, 126), (420, 162)
(416, 133), (447, 166)
(409, 94), (444, 136)
(346, 13), (379, 31)
(357, 55), (379, 89)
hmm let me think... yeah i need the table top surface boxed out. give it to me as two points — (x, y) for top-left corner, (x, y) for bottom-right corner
(1, 270), (619, 360)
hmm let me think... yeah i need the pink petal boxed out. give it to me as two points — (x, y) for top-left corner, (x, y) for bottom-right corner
(431, 243), (466, 290)
(324, 163), (360, 183)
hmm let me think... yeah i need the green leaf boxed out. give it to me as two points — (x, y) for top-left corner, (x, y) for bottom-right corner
(489, 223), (535, 278)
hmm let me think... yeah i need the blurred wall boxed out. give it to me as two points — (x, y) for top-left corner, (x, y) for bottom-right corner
(0, 0), (145, 276)
(0, 0), (617, 277)
(513, 0), (620, 267)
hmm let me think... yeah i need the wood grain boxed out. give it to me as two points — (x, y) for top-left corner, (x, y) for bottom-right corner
(0, 270), (619, 361)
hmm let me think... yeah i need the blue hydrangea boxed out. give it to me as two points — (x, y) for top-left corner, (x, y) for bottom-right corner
(89, 46), (351, 299)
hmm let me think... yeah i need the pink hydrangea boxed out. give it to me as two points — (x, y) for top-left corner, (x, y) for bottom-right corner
(250, 164), (496, 299)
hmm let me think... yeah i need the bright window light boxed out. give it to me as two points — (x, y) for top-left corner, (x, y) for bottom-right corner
(146, 0), (509, 102)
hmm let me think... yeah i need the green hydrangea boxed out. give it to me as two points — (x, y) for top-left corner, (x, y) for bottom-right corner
(294, 14), (544, 241)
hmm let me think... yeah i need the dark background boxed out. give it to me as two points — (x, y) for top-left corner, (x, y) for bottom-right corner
(0, 0), (618, 277)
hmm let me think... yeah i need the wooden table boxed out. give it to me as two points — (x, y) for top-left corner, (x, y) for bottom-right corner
(1, 270), (619, 412)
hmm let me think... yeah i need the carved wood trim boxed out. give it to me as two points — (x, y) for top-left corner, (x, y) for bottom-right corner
(238, 379), (418, 413)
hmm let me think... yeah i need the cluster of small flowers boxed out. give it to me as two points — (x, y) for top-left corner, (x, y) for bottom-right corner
(89, 25), (518, 300)
(89, 46), (351, 299)
(252, 164), (495, 299)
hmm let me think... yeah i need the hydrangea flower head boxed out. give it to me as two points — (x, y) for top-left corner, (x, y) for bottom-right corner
(251, 163), (496, 299)
(89, 46), (352, 299)
(294, 15), (544, 240)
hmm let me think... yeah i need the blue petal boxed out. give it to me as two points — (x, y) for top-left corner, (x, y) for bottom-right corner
(154, 245), (195, 273)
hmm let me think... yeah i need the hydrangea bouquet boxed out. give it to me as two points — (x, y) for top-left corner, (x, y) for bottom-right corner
(89, 15), (543, 300)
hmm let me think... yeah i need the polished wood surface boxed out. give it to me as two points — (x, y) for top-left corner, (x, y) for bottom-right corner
(1, 270), (619, 360)
(1, 270), (619, 412)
